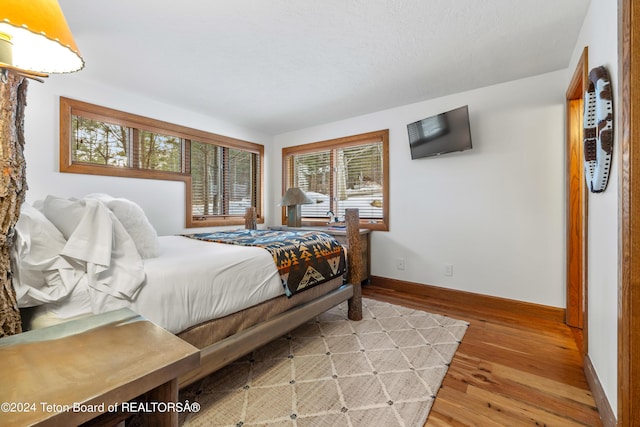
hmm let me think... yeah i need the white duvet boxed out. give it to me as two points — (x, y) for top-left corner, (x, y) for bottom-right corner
(21, 236), (284, 334)
(131, 236), (284, 333)
(12, 200), (284, 334)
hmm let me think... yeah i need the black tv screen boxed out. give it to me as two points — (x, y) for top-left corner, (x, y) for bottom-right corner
(407, 105), (472, 159)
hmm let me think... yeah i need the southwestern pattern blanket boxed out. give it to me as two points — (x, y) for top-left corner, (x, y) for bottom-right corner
(183, 230), (346, 296)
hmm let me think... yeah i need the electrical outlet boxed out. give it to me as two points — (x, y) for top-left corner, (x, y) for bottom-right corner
(396, 258), (405, 270)
(444, 264), (453, 276)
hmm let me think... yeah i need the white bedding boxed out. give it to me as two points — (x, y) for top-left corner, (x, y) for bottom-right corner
(133, 235), (284, 333)
(13, 196), (285, 334)
(13, 200), (146, 316)
(25, 236), (285, 334)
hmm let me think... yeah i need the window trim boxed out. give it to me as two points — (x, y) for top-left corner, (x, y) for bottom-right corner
(281, 129), (389, 231)
(60, 97), (264, 228)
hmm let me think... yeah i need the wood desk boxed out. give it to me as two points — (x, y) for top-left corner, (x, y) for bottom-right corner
(0, 309), (200, 427)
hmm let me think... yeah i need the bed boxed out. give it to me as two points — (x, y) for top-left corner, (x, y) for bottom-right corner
(10, 195), (363, 387)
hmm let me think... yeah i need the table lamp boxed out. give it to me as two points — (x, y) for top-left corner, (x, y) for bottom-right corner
(280, 187), (314, 227)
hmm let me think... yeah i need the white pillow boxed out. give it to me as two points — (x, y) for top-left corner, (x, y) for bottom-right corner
(16, 202), (68, 246)
(35, 195), (89, 240)
(85, 193), (160, 259)
(28, 197), (147, 306)
(11, 203), (75, 307)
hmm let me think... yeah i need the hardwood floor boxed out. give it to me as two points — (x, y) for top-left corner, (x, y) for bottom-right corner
(362, 284), (602, 426)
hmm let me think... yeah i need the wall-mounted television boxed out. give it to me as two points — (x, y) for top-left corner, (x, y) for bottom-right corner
(406, 105), (472, 159)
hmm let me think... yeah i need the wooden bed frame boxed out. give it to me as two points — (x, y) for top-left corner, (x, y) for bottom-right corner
(7, 206), (364, 389)
(176, 208), (364, 387)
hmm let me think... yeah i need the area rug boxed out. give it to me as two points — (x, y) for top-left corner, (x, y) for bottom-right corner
(179, 298), (469, 427)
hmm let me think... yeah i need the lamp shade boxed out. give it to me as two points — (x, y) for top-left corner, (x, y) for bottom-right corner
(0, 0), (83, 74)
(279, 187), (314, 206)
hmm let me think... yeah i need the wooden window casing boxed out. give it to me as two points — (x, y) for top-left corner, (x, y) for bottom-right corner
(60, 97), (264, 228)
(282, 129), (389, 231)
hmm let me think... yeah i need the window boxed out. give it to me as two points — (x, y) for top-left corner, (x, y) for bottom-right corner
(189, 142), (261, 218)
(282, 129), (389, 230)
(60, 97), (263, 228)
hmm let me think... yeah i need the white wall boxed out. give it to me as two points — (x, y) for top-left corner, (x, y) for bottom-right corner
(271, 70), (566, 307)
(566, 0), (619, 416)
(22, 75), (272, 236)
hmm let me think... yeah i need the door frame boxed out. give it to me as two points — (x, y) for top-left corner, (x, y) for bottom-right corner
(618, 0), (640, 424)
(565, 47), (589, 343)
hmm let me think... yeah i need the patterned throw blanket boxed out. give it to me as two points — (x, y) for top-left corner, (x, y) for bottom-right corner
(183, 230), (346, 297)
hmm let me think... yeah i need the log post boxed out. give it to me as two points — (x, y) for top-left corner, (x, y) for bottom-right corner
(345, 208), (362, 321)
(0, 72), (28, 337)
(244, 206), (257, 229)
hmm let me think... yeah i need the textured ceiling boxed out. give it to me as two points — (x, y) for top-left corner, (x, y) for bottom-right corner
(58, 0), (590, 135)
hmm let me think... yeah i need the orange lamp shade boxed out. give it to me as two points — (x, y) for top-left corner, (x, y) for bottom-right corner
(0, 0), (83, 74)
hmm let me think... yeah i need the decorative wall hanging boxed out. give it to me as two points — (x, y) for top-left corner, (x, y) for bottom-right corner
(583, 65), (614, 193)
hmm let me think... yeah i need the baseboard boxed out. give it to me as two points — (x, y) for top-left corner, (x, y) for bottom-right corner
(369, 276), (566, 323)
(583, 354), (616, 427)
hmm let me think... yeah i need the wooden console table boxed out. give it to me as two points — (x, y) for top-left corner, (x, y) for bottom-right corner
(270, 225), (371, 284)
(0, 309), (199, 427)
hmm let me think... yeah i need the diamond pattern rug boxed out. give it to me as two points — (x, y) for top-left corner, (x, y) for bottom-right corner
(179, 298), (468, 427)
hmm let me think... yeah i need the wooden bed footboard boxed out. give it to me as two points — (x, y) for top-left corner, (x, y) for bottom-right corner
(345, 209), (363, 321)
(241, 206), (363, 321)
